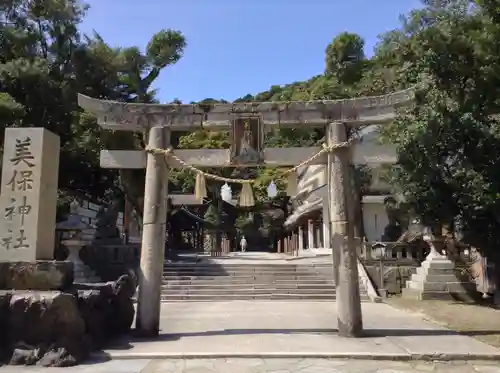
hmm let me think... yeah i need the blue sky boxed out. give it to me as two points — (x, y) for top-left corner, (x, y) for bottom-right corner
(80, 0), (422, 103)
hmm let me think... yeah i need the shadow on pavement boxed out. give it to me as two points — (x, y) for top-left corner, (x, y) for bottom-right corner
(103, 326), (500, 349)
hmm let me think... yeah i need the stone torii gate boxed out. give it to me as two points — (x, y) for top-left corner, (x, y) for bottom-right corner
(78, 88), (414, 338)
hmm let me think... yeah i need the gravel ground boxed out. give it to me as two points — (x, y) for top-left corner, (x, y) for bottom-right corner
(386, 297), (500, 348)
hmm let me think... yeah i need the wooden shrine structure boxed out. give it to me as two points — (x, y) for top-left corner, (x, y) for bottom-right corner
(78, 87), (415, 338)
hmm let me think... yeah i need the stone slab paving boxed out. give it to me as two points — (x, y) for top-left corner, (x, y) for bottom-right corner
(1, 358), (500, 373)
(96, 301), (500, 359)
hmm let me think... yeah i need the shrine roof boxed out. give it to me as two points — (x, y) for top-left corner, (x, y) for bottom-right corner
(169, 207), (217, 229)
(284, 198), (323, 228)
(77, 88), (415, 132)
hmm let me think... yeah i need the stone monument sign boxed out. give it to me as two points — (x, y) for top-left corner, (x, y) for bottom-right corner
(0, 128), (60, 261)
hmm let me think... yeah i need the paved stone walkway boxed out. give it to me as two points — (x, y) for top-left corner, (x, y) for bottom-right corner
(3, 300), (499, 371)
(1, 358), (500, 372)
(99, 301), (500, 358)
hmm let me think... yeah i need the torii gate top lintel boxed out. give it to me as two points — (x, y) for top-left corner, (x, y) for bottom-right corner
(77, 88), (414, 132)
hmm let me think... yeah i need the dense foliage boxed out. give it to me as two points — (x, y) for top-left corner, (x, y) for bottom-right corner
(379, 0), (500, 264)
(0, 0), (186, 217)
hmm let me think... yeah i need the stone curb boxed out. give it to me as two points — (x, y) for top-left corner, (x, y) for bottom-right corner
(90, 351), (500, 361)
(285, 255), (331, 261)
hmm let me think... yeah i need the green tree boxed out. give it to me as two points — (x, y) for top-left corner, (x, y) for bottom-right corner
(379, 0), (500, 281)
(0, 0), (117, 201)
(0, 0), (187, 221)
(103, 29), (187, 217)
(325, 32), (366, 85)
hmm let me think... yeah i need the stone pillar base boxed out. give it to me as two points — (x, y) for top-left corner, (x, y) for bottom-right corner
(403, 255), (468, 300)
(63, 240), (100, 284)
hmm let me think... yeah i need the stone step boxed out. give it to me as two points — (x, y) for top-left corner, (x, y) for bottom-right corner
(163, 274), (333, 281)
(162, 269), (335, 274)
(162, 279), (333, 285)
(160, 293), (338, 301)
(163, 270), (333, 276)
(410, 273), (458, 283)
(162, 273), (333, 278)
(163, 264), (331, 267)
(162, 283), (336, 290)
(163, 276), (334, 281)
(406, 280), (465, 293)
(162, 276), (333, 282)
(162, 279), (335, 287)
(164, 264), (333, 268)
(162, 269), (332, 274)
(415, 268), (456, 277)
(163, 288), (338, 296)
(402, 287), (453, 300)
(163, 284), (335, 290)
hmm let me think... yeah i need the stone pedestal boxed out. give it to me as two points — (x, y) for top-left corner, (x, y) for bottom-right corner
(0, 260), (73, 290)
(62, 239), (100, 283)
(403, 254), (467, 300)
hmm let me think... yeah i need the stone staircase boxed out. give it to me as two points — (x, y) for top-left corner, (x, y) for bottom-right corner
(161, 262), (369, 301)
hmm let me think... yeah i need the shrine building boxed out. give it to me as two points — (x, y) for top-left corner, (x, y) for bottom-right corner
(285, 124), (397, 248)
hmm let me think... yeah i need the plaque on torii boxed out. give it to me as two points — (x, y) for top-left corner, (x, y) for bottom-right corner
(230, 117), (264, 166)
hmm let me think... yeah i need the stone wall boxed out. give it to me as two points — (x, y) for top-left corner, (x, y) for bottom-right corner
(79, 244), (140, 282)
(72, 199), (124, 233)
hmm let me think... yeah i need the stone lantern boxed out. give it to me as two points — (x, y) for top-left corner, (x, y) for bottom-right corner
(56, 200), (100, 283)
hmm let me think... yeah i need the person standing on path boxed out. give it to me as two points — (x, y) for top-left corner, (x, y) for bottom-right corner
(240, 235), (247, 252)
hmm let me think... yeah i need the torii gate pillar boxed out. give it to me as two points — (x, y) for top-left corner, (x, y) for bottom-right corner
(136, 126), (170, 337)
(327, 121), (363, 337)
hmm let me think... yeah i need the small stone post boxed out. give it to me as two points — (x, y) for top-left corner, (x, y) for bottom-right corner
(136, 126), (170, 337)
(327, 121), (363, 337)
